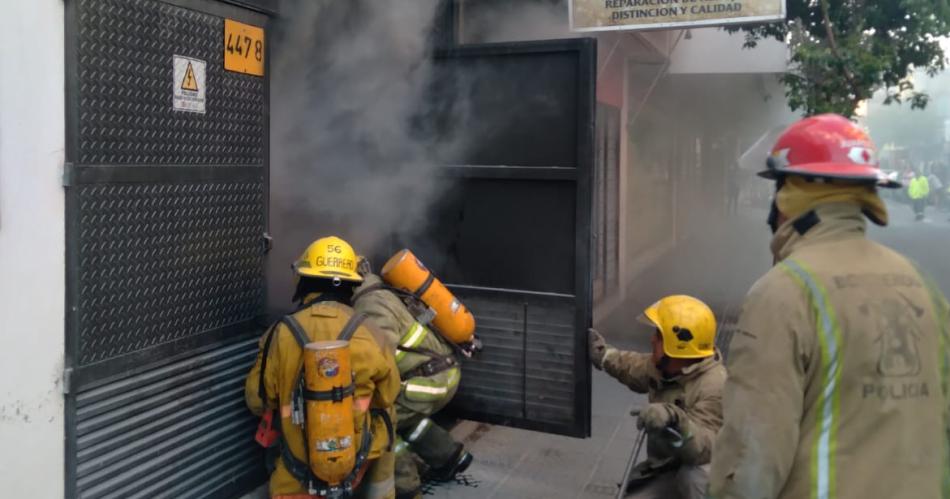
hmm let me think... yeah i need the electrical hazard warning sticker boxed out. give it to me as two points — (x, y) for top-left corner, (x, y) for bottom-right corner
(172, 55), (206, 113)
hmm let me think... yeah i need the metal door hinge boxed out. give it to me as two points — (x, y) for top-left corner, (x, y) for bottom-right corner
(62, 163), (76, 187)
(63, 367), (74, 395)
(261, 232), (273, 254)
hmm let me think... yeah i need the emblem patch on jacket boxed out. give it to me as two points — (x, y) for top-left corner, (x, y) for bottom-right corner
(866, 298), (922, 377)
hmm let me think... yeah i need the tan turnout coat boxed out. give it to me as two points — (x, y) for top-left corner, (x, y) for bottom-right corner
(709, 203), (950, 499)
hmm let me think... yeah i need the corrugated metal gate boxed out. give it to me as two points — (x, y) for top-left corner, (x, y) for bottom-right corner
(410, 40), (596, 438)
(64, 0), (274, 497)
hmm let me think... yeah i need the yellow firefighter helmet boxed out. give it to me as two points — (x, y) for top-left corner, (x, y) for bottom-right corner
(638, 295), (716, 359)
(293, 236), (363, 283)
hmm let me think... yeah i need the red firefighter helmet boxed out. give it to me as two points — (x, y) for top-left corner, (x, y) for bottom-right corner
(760, 114), (900, 188)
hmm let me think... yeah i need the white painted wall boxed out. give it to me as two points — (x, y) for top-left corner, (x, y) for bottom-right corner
(0, 1), (66, 496)
(668, 26), (788, 74)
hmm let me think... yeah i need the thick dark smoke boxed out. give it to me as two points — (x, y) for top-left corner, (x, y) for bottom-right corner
(268, 0), (458, 307)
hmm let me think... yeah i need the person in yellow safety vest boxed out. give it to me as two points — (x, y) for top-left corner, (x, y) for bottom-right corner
(588, 295), (726, 499)
(908, 170), (930, 221)
(351, 257), (473, 499)
(245, 236), (401, 499)
(708, 114), (950, 499)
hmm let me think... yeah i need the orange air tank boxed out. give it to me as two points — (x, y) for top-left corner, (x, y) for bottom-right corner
(381, 249), (476, 344)
(303, 340), (356, 485)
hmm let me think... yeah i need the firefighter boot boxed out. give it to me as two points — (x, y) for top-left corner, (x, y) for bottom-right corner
(356, 450), (397, 499)
(404, 418), (473, 482)
(394, 438), (422, 499)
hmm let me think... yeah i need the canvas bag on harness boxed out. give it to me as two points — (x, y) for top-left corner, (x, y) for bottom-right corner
(254, 306), (394, 497)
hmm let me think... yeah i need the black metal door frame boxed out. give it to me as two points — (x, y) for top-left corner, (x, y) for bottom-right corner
(429, 39), (596, 437)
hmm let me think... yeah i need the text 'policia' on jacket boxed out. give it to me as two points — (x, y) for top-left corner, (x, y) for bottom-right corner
(245, 297), (401, 497)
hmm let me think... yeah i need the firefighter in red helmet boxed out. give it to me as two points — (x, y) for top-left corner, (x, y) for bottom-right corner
(708, 114), (950, 499)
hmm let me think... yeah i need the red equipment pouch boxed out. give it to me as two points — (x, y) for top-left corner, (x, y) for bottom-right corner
(255, 409), (280, 447)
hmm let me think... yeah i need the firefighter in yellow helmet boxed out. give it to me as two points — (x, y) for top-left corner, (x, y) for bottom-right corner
(588, 295), (725, 499)
(708, 115), (950, 499)
(245, 236), (401, 499)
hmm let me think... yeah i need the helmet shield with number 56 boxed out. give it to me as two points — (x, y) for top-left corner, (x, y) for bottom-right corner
(293, 236), (363, 283)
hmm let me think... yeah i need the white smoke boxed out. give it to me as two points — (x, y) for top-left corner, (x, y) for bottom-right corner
(268, 0), (457, 307)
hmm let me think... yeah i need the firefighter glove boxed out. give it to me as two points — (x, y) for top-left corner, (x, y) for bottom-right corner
(636, 403), (677, 433)
(589, 328), (609, 370)
(357, 255), (372, 277)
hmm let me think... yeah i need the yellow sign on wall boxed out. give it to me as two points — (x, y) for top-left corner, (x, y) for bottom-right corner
(570, 0), (785, 32)
(224, 19), (265, 76)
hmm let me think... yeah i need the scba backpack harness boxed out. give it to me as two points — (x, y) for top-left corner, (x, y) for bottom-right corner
(255, 298), (393, 498)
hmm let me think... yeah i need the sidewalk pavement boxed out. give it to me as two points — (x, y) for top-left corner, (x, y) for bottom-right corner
(427, 369), (648, 499)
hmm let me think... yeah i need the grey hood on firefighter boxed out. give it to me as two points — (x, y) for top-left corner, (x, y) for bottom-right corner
(709, 202), (950, 499)
(603, 347), (726, 473)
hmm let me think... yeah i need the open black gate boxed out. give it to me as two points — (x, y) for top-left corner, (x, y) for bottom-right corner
(407, 39), (596, 438)
(64, 0), (274, 497)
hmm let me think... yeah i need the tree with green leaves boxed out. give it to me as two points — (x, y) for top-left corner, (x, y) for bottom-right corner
(727, 0), (950, 117)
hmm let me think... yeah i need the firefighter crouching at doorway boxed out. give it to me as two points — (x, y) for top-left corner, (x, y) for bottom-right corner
(245, 236), (401, 499)
(352, 250), (477, 499)
(589, 295), (726, 499)
(708, 114), (950, 499)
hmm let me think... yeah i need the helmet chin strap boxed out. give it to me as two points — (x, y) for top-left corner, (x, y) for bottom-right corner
(767, 176), (786, 234)
(768, 201), (780, 234)
(655, 355), (671, 374)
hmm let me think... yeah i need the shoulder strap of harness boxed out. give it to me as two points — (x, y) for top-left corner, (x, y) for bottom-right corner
(256, 322), (280, 405)
(289, 313), (366, 406)
(255, 314), (309, 406)
(402, 354), (458, 380)
(256, 303), (347, 406)
(339, 312), (366, 341)
(282, 315), (310, 348)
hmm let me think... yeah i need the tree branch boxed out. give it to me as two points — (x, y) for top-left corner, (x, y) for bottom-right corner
(819, 0), (862, 111)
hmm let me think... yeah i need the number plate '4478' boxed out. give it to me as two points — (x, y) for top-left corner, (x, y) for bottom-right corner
(224, 19), (265, 77)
